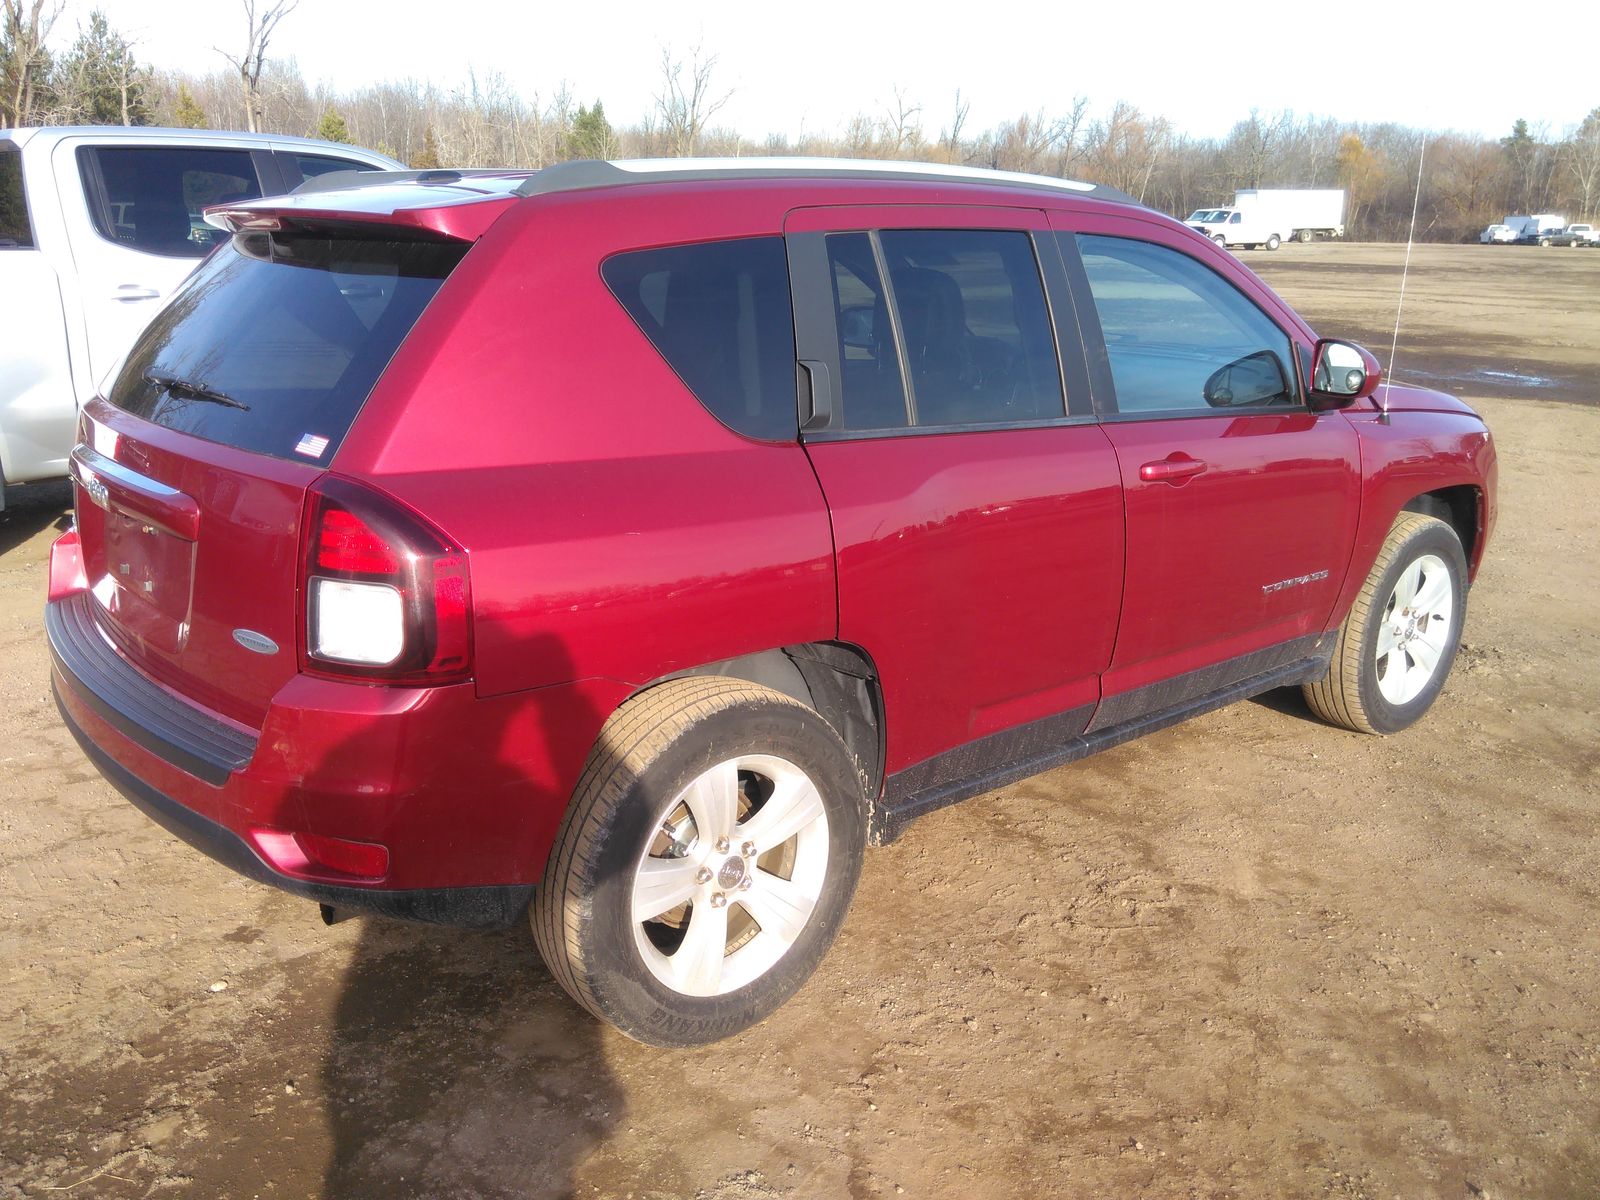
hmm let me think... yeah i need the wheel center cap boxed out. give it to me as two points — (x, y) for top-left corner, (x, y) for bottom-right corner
(716, 857), (747, 890)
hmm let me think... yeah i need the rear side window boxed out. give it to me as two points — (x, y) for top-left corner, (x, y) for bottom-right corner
(79, 146), (264, 258)
(284, 153), (382, 187)
(0, 147), (33, 248)
(109, 232), (466, 463)
(878, 229), (1063, 428)
(821, 229), (1064, 432)
(602, 236), (798, 442)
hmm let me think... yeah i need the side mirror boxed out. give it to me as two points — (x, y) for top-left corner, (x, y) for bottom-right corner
(1204, 350), (1291, 408)
(1309, 339), (1382, 410)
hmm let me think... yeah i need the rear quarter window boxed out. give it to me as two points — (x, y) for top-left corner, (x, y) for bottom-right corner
(602, 236), (798, 442)
(109, 231), (466, 463)
(1, 147), (33, 247)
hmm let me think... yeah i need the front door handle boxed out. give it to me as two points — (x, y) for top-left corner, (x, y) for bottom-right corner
(112, 285), (161, 302)
(1139, 454), (1207, 484)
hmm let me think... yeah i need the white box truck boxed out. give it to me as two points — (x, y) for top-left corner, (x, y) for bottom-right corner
(1185, 188), (1347, 250)
(1503, 214), (1568, 244)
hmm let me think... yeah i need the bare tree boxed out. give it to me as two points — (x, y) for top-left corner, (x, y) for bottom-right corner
(217, 0), (296, 133)
(1561, 108), (1600, 220)
(942, 89), (970, 154)
(1, 0), (62, 126)
(882, 85), (922, 155)
(654, 43), (730, 157)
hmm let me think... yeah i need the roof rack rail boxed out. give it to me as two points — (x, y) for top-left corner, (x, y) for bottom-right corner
(512, 157), (1138, 206)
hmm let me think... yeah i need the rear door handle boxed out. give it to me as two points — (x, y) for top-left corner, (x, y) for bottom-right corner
(1138, 454), (1207, 484)
(112, 285), (161, 302)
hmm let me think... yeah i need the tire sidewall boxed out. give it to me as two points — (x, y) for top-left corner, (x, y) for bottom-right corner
(1356, 521), (1467, 733)
(574, 696), (866, 1046)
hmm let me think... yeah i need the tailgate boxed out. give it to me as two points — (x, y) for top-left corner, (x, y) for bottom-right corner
(68, 224), (468, 729)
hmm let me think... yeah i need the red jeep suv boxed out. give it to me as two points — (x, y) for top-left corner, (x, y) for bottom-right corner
(46, 159), (1497, 1046)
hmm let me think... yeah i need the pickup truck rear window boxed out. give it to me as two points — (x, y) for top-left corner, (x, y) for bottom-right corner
(108, 231), (466, 463)
(0, 147), (33, 248)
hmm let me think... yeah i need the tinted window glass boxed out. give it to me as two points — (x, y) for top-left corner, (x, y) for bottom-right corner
(81, 146), (263, 258)
(1, 148), (33, 247)
(878, 229), (1063, 427)
(286, 153), (381, 187)
(826, 232), (909, 431)
(1076, 235), (1297, 414)
(109, 232), (465, 463)
(603, 237), (798, 441)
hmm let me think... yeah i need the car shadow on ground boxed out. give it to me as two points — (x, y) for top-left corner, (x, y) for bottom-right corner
(1249, 684), (1318, 721)
(321, 919), (623, 1199)
(0, 481), (73, 559)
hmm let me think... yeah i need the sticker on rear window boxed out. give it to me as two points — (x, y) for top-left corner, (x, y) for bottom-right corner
(294, 433), (330, 458)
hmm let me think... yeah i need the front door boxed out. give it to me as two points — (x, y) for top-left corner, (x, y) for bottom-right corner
(1050, 213), (1361, 728)
(786, 204), (1124, 778)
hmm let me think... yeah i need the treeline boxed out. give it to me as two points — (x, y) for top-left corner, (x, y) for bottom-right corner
(5, 2), (1599, 239)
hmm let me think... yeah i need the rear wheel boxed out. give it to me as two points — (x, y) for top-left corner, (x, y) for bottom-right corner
(1298, 228), (1314, 243)
(1303, 512), (1467, 734)
(531, 676), (867, 1046)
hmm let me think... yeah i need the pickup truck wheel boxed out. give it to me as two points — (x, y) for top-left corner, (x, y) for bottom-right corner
(531, 676), (867, 1047)
(1265, 234), (1282, 251)
(1303, 513), (1466, 735)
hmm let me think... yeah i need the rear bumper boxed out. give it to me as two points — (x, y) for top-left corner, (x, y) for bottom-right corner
(46, 537), (629, 926)
(53, 680), (532, 927)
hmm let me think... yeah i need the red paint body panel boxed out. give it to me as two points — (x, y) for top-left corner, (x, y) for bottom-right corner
(74, 397), (321, 728)
(1097, 412), (1361, 694)
(807, 428), (1124, 774)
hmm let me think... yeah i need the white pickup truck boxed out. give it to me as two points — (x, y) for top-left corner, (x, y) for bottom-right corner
(0, 125), (399, 504)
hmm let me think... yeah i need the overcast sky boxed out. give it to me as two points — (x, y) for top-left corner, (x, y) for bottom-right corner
(94, 0), (1584, 142)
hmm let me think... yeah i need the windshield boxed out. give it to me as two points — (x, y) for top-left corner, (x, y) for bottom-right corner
(1188, 209), (1223, 223)
(108, 231), (466, 463)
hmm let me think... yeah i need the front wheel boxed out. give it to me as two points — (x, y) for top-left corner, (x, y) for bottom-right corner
(1213, 234), (1227, 246)
(1303, 512), (1467, 734)
(1265, 233), (1282, 251)
(531, 676), (867, 1046)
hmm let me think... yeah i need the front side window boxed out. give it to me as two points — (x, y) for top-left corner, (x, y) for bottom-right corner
(80, 146), (264, 258)
(823, 228), (1064, 432)
(1076, 234), (1297, 415)
(1, 147), (34, 247)
(603, 236), (798, 442)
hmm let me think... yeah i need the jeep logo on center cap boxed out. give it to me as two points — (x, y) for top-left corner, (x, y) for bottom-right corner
(232, 629), (279, 655)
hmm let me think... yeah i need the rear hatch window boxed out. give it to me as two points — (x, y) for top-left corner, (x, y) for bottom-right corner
(1, 145), (34, 247)
(108, 230), (466, 464)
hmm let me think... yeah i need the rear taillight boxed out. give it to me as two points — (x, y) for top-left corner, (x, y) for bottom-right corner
(300, 477), (472, 685)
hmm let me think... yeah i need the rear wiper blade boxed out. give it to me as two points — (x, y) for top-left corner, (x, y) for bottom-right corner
(144, 371), (250, 411)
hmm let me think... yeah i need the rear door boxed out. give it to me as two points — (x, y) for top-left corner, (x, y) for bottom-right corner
(1050, 211), (1360, 727)
(786, 204), (1124, 778)
(71, 224), (467, 728)
(52, 136), (273, 399)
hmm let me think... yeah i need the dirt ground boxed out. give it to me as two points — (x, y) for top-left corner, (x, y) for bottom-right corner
(2, 243), (1597, 1200)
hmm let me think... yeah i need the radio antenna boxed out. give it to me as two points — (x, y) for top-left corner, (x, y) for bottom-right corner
(1383, 132), (1428, 423)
